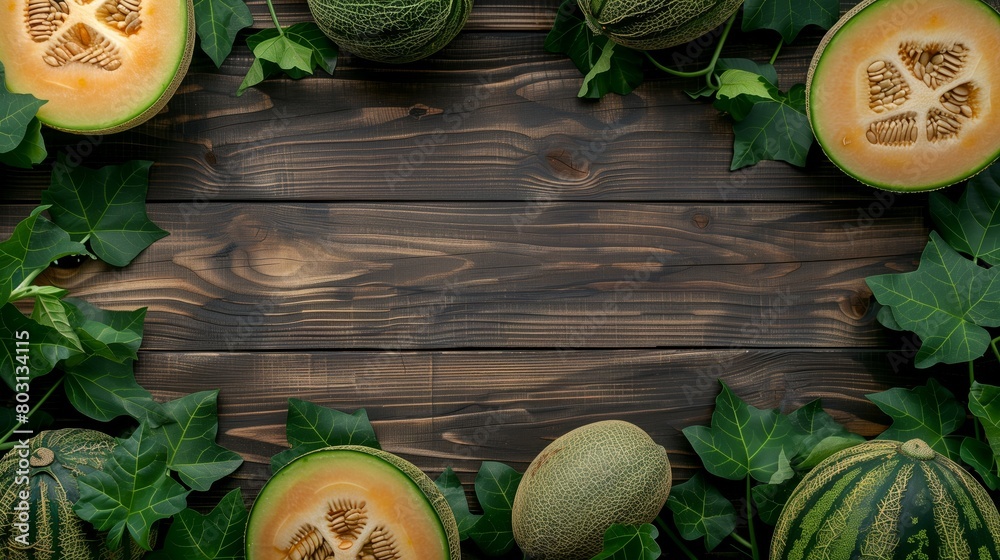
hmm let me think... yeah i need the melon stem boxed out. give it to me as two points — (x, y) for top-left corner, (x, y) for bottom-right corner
(643, 12), (737, 80)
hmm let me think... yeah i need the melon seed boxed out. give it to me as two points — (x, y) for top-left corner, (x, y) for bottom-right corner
(919, 51), (930, 65)
(868, 60), (886, 73)
(931, 53), (944, 65)
(961, 105), (973, 117)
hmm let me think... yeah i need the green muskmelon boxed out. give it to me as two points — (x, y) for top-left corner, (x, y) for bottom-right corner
(305, 0), (473, 64)
(511, 420), (672, 560)
(806, 0), (1000, 191)
(771, 438), (1000, 560)
(246, 445), (461, 560)
(0, 0), (194, 134)
(0, 429), (149, 560)
(578, 0), (744, 50)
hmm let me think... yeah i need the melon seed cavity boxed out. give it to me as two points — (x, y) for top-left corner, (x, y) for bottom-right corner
(25, 0), (142, 71)
(864, 41), (978, 146)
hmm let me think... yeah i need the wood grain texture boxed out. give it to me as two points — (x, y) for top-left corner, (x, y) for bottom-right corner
(2, 31), (874, 204)
(136, 349), (914, 498)
(1, 201), (926, 351)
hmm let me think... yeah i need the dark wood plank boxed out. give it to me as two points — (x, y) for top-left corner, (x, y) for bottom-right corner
(3, 201), (926, 351)
(138, 349), (914, 501)
(2, 31), (877, 204)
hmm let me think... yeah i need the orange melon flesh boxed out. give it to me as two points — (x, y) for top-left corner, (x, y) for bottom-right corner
(0, 0), (193, 133)
(806, 0), (1000, 191)
(246, 446), (457, 560)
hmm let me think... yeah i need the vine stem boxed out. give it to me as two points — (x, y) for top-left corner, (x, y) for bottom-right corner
(730, 532), (753, 550)
(970, 360), (983, 441)
(655, 516), (699, 560)
(264, 0), (283, 34)
(0, 376), (64, 450)
(769, 40), (783, 65)
(991, 335), (1000, 363)
(644, 12), (738, 79)
(746, 476), (760, 560)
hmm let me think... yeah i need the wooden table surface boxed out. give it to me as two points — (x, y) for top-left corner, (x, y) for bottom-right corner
(2, 0), (935, 554)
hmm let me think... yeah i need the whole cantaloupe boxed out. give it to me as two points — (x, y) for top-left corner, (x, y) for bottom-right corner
(511, 420), (672, 560)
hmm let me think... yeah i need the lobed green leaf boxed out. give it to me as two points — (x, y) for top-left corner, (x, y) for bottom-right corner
(148, 488), (248, 560)
(435, 467), (482, 540)
(867, 377), (964, 458)
(74, 422), (190, 550)
(468, 461), (521, 556)
(666, 472), (736, 551)
(590, 523), (660, 560)
(271, 399), (379, 472)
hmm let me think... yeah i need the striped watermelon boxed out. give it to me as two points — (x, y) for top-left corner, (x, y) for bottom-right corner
(771, 438), (1000, 560)
(0, 429), (148, 560)
(306, 0), (473, 63)
(578, 0), (745, 50)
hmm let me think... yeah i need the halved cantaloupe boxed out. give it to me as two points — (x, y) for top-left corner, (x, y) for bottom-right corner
(246, 446), (461, 560)
(806, 0), (1000, 191)
(0, 0), (194, 134)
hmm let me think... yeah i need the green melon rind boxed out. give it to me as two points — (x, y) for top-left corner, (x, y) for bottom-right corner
(511, 420), (672, 560)
(771, 438), (1000, 560)
(0, 429), (148, 560)
(805, 0), (1000, 192)
(43, 0), (195, 135)
(246, 445), (462, 560)
(306, 0), (473, 64)
(579, 0), (744, 50)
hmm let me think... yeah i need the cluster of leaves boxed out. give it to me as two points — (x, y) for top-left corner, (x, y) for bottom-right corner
(663, 382), (863, 558)
(546, 0), (837, 168)
(0, 158), (242, 553)
(0, 61), (46, 169)
(865, 160), (1000, 488)
(188, 0), (337, 95)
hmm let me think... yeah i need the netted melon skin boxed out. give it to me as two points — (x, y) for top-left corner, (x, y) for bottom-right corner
(511, 420), (672, 560)
(306, 0), (473, 63)
(771, 439), (1000, 560)
(579, 0), (744, 50)
(0, 429), (149, 560)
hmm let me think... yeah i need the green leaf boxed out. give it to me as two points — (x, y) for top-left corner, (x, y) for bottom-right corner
(0, 117), (46, 168)
(0, 60), (47, 154)
(148, 488), (248, 560)
(686, 59), (779, 100)
(63, 356), (161, 423)
(786, 399), (865, 468)
(66, 299), (145, 363)
(0, 206), (87, 303)
(237, 24), (338, 96)
(271, 400), (380, 472)
(742, 0), (839, 43)
(666, 472), (737, 551)
(283, 23), (338, 75)
(713, 69), (782, 122)
(545, 0), (644, 99)
(74, 422), (190, 550)
(468, 461), (521, 556)
(590, 523), (660, 560)
(192, 0), (254, 67)
(960, 436), (1000, 491)
(434, 467), (481, 540)
(1, 302), (78, 385)
(866, 231), (1000, 367)
(42, 157), (167, 267)
(752, 474), (801, 525)
(969, 382), (1000, 464)
(930, 161), (1000, 265)
(683, 381), (798, 483)
(31, 290), (82, 353)
(730, 83), (813, 170)
(867, 378), (964, 458)
(159, 390), (243, 491)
